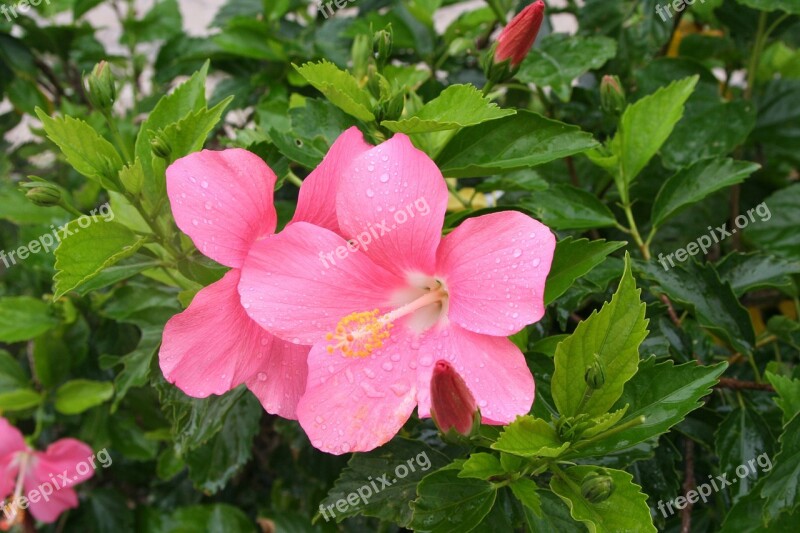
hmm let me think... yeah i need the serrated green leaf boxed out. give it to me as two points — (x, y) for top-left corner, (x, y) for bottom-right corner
(743, 183), (800, 259)
(735, 0), (800, 13)
(55, 379), (114, 415)
(651, 158), (760, 228)
(552, 255), (648, 418)
(521, 185), (618, 231)
(509, 478), (542, 516)
(410, 466), (497, 533)
(715, 404), (775, 501)
(294, 61), (375, 122)
(156, 97), (233, 162)
(544, 237), (627, 305)
(436, 111), (598, 178)
(382, 84), (514, 133)
(459, 453), (505, 480)
(765, 372), (800, 424)
(54, 220), (146, 299)
(760, 414), (800, 523)
(0, 297), (59, 343)
(550, 466), (655, 533)
(491, 416), (570, 458)
(717, 253), (800, 296)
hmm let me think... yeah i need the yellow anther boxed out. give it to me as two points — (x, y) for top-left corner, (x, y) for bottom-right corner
(325, 309), (394, 358)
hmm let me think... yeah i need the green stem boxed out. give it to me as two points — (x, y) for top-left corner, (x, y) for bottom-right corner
(103, 111), (133, 162)
(486, 0), (507, 24)
(744, 12), (768, 101)
(565, 416), (647, 455)
(286, 171), (304, 188)
(622, 202), (650, 260)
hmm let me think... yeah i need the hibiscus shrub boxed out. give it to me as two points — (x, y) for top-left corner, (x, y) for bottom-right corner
(1, 0), (799, 531)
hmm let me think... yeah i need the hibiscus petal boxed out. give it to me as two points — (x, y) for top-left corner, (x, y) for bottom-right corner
(166, 149), (278, 268)
(160, 270), (307, 418)
(437, 211), (555, 336)
(335, 134), (448, 277)
(415, 325), (535, 425)
(292, 127), (371, 233)
(0, 417), (26, 460)
(25, 486), (78, 523)
(297, 336), (418, 454)
(239, 222), (404, 345)
(31, 439), (95, 487)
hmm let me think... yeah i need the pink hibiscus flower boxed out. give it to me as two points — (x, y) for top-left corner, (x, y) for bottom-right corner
(0, 418), (94, 525)
(159, 127), (370, 419)
(238, 134), (555, 453)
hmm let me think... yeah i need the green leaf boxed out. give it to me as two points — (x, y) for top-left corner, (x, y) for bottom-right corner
(156, 97), (232, 161)
(651, 158), (760, 228)
(214, 17), (286, 60)
(637, 261), (756, 354)
(717, 253), (800, 296)
(607, 76), (698, 193)
(294, 61), (375, 122)
(158, 504), (256, 533)
(765, 372), (800, 424)
(0, 351), (27, 392)
(491, 416), (570, 458)
(459, 453), (505, 480)
(0, 389), (43, 411)
(185, 392), (262, 494)
(517, 34), (617, 101)
(382, 84), (515, 133)
(54, 379), (114, 415)
(509, 478), (542, 516)
(715, 404), (775, 501)
(520, 185), (618, 231)
(743, 183), (800, 259)
(436, 111), (598, 178)
(410, 466), (497, 533)
(550, 466), (655, 533)
(545, 238), (626, 305)
(570, 357), (726, 458)
(760, 414), (800, 523)
(735, 0), (800, 13)
(34, 109), (123, 191)
(0, 297), (59, 343)
(552, 256), (648, 418)
(320, 438), (449, 526)
(53, 220), (146, 299)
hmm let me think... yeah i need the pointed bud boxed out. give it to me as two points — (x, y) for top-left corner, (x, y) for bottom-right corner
(581, 471), (615, 503)
(21, 180), (61, 208)
(584, 353), (605, 390)
(600, 75), (626, 114)
(374, 27), (393, 70)
(430, 360), (480, 436)
(150, 132), (172, 160)
(494, 1), (545, 68)
(85, 61), (117, 112)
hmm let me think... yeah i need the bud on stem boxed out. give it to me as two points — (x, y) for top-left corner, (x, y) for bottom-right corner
(430, 360), (481, 438)
(85, 61), (117, 113)
(581, 470), (615, 503)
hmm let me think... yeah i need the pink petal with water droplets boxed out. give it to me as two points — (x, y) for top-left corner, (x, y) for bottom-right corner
(0, 417), (27, 498)
(437, 211), (555, 336)
(166, 149), (278, 268)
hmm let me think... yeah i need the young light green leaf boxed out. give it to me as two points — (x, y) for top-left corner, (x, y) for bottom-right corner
(459, 453), (505, 480)
(54, 220), (147, 299)
(294, 61), (375, 122)
(517, 34), (617, 101)
(544, 237), (626, 305)
(55, 379), (114, 415)
(491, 416), (570, 458)
(0, 389), (43, 411)
(550, 466), (655, 533)
(552, 255), (648, 418)
(607, 76), (698, 194)
(510, 478), (542, 517)
(382, 84), (515, 133)
(34, 109), (123, 191)
(0, 297), (59, 343)
(156, 97), (233, 161)
(436, 111), (598, 178)
(651, 158), (760, 228)
(765, 372), (800, 424)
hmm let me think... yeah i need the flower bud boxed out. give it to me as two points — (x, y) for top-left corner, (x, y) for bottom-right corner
(600, 75), (626, 114)
(85, 61), (117, 112)
(430, 360), (480, 436)
(21, 180), (61, 208)
(494, 0), (545, 68)
(374, 27), (393, 70)
(584, 354), (605, 390)
(581, 471), (615, 504)
(150, 132), (172, 160)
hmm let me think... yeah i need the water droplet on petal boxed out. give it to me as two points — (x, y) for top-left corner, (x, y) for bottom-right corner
(512, 248), (522, 258)
(379, 173), (390, 183)
(532, 258), (541, 267)
(201, 180), (209, 189)
(382, 362), (393, 372)
(366, 189), (375, 198)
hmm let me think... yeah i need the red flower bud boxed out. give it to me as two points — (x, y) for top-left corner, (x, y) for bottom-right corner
(495, 1), (546, 68)
(430, 360), (479, 436)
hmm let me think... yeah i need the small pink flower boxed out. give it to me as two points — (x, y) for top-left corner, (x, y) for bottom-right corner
(159, 127), (370, 419)
(0, 418), (94, 525)
(430, 360), (478, 436)
(495, 0), (546, 67)
(239, 133), (555, 453)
